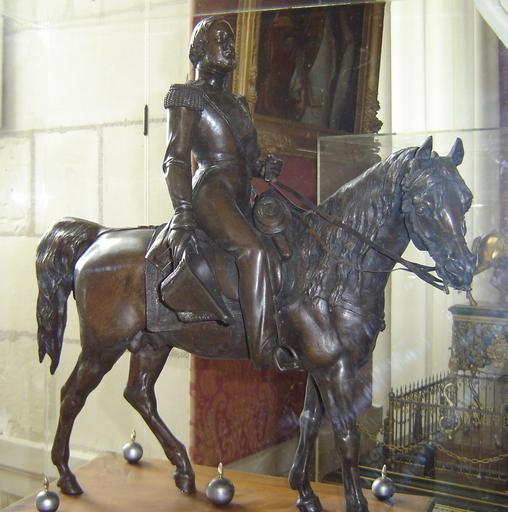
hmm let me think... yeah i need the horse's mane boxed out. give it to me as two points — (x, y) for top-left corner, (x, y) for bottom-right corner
(299, 147), (417, 305)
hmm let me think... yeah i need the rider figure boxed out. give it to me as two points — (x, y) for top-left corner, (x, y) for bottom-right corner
(161, 16), (299, 371)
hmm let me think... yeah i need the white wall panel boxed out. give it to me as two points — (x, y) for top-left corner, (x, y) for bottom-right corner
(34, 130), (100, 233)
(0, 136), (31, 234)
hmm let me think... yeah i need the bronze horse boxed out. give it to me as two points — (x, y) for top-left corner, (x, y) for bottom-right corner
(36, 136), (474, 512)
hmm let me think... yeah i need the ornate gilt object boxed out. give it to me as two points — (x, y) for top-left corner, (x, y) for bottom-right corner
(449, 305), (508, 373)
(449, 229), (508, 374)
(473, 229), (508, 304)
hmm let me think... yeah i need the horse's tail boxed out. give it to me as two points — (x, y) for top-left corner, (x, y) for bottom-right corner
(36, 217), (105, 374)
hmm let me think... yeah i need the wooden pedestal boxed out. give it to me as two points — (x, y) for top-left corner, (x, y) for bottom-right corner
(5, 453), (432, 511)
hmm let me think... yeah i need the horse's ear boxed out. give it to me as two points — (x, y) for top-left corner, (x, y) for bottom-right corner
(447, 138), (464, 166)
(416, 136), (433, 160)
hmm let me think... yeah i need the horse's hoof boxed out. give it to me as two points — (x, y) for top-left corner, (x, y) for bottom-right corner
(174, 469), (196, 494)
(345, 496), (369, 512)
(57, 473), (83, 495)
(296, 494), (323, 512)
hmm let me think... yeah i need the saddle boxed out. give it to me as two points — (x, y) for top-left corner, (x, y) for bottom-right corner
(145, 190), (295, 332)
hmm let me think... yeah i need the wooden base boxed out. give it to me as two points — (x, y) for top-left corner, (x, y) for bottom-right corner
(6, 453), (432, 511)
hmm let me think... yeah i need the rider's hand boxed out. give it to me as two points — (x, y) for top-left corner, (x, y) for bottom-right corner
(167, 227), (197, 268)
(264, 154), (283, 181)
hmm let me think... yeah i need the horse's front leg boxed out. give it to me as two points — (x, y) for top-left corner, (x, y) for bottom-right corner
(314, 353), (369, 512)
(289, 376), (324, 512)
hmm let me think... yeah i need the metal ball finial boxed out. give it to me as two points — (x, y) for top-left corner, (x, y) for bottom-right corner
(123, 429), (143, 464)
(35, 476), (60, 512)
(371, 464), (395, 501)
(206, 461), (235, 506)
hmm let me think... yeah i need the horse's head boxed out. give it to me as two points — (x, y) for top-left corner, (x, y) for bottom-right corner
(401, 136), (475, 292)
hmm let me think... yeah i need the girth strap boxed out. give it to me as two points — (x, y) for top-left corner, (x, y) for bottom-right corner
(268, 179), (447, 293)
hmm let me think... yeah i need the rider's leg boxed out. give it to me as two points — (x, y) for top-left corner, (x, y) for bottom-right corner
(193, 178), (278, 369)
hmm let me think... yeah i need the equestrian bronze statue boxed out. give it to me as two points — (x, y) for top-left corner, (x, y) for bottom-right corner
(36, 15), (475, 512)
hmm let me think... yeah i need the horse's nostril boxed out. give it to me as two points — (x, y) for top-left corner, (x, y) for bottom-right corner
(445, 260), (463, 275)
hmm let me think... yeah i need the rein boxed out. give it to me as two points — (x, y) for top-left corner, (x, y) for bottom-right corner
(268, 179), (449, 294)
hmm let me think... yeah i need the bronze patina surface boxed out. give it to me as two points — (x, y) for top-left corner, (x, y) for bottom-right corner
(36, 16), (475, 512)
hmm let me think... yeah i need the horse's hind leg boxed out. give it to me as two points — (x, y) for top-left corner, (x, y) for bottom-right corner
(123, 340), (195, 494)
(52, 345), (126, 495)
(289, 376), (324, 512)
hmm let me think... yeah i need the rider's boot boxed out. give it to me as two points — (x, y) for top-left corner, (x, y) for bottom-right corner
(240, 253), (302, 371)
(249, 336), (275, 370)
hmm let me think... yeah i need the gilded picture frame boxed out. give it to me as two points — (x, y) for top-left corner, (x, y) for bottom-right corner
(232, 2), (385, 157)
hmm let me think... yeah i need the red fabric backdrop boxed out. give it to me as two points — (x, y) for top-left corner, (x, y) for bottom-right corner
(190, 360), (307, 465)
(190, 156), (316, 466)
(189, 2), (318, 466)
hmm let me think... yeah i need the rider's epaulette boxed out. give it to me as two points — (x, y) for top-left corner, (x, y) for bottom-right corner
(164, 84), (204, 111)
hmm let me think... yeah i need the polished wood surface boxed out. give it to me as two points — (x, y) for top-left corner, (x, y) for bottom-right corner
(6, 453), (431, 511)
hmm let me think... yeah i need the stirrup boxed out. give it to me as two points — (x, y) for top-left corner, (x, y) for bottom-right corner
(274, 346), (303, 373)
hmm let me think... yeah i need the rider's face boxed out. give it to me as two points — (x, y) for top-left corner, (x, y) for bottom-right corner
(202, 21), (237, 73)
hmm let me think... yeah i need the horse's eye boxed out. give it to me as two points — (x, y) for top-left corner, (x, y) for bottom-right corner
(415, 204), (428, 216)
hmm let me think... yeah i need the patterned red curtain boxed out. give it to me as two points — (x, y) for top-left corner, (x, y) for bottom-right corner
(189, 157), (316, 466)
(190, 359), (306, 465)
(188, 2), (316, 466)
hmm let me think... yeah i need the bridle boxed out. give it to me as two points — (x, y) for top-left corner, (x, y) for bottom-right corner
(268, 178), (451, 294)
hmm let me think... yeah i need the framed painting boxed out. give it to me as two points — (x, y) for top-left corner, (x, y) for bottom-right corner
(233, 2), (385, 157)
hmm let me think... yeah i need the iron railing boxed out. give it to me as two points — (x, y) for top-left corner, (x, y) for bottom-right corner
(384, 372), (508, 486)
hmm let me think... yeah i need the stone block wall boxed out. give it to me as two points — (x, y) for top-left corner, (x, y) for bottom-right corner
(0, 0), (192, 504)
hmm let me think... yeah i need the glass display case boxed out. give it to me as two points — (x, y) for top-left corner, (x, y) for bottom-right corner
(317, 131), (506, 509)
(1, 0), (507, 511)
(0, 1), (193, 507)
